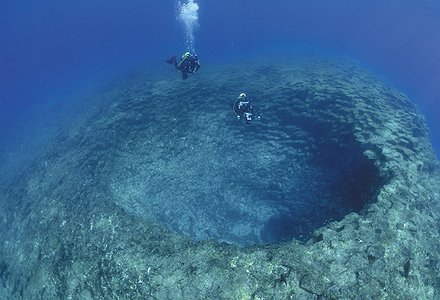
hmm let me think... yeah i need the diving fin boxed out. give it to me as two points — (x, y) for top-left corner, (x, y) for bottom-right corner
(166, 56), (176, 65)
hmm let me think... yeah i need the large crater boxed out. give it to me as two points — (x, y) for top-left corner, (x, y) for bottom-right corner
(1, 57), (439, 299)
(110, 63), (386, 245)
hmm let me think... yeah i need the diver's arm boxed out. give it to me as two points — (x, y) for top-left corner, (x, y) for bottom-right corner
(176, 56), (188, 70)
(232, 99), (241, 117)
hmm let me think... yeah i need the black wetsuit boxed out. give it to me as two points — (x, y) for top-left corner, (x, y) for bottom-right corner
(233, 97), (254, 124)
(167, 54), (200, 80)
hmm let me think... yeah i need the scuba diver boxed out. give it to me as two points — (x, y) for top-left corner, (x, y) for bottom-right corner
(233, 93), (259, 124)
(166, 52), (200, 80)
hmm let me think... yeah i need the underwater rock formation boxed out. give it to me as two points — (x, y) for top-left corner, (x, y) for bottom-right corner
(1, 57), (439, 299)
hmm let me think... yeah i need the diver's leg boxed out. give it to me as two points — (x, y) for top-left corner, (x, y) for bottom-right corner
(166, 56), (178, 68)
(182, 72), (189, 80)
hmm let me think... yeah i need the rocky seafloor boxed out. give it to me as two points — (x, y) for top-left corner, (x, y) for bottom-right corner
(1, 57), (440, 299)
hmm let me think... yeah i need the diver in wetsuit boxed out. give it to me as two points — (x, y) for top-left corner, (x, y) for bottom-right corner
(166, 52), (200, 80)
(233, 93), (257, 124)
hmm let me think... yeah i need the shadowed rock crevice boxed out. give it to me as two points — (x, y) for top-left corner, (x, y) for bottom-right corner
(257, 90), (388, 243)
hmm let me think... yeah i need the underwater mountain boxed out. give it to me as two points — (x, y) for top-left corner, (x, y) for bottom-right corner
(1, 56), (439, 299)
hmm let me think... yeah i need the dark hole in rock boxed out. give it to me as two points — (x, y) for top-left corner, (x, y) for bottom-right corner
(111, 84), (386, 246)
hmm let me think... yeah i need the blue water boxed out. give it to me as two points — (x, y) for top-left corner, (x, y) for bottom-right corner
(1, 0), (440, 160)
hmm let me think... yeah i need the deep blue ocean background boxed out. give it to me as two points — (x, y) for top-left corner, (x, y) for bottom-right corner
(1, 0), (440, 168)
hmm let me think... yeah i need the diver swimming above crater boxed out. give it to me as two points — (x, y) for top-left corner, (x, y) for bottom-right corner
(233, 93), (260, 124)
(167, 52), (200, 80)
